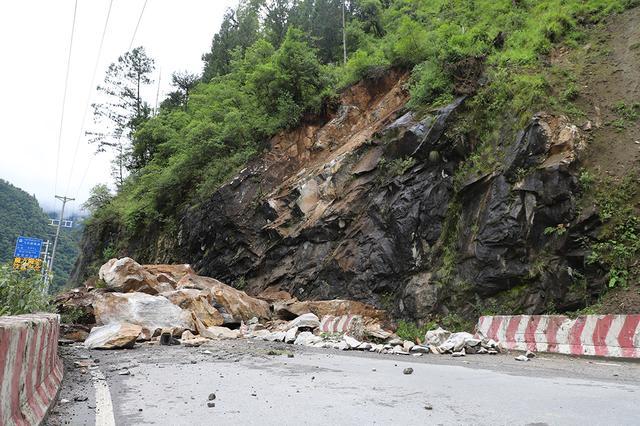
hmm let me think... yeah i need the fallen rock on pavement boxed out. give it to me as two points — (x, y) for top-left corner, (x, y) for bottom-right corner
(294, 331), (323, 346)
(193, 316), (241, 340)
(93, 292), (193, 339)
(84, 323), (142, 349)
(161, 289), (224, 328)
(286, 313), (320, 330)
(515, 355), (530, 362)
(177, 274), (270, 322)
(99, 257), (174, 294)
(181, 330), (210, 347)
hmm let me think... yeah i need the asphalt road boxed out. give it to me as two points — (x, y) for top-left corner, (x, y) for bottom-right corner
(47, 340), (640, 426)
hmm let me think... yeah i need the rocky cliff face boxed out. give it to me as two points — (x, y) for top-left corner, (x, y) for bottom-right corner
(74, 70), (602, 322)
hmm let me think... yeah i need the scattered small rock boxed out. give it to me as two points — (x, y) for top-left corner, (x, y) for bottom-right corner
(451, 348), (465, 357)
(424, 404), (433, 410)
(287, 353), (294, 358)
(74, 396), (88, 402)
(190, 360), (197, 364)
(207, 401), (216, 408)
(403, 368), (414, 375)
(118, 370), (131, 375)
(515, 355), (530, 362)
(208, 393), (216, 401)
(525, 350), (536, 359)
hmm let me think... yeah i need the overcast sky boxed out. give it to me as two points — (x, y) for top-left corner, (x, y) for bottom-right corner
(0, 0), (238, 213)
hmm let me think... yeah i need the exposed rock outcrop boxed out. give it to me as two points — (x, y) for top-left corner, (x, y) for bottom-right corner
(72, 70), (600, 321)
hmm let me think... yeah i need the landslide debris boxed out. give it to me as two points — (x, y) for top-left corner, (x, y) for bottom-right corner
(60, 258), (502, 356)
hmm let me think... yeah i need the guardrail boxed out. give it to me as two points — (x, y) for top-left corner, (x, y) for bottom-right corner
(477, 314), (640, 358)
(0, 313), (63, 425)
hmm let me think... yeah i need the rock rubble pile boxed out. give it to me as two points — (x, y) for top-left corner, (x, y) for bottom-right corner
(56, 258), (503, 357)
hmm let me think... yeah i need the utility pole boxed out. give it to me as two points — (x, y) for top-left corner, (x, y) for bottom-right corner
(48, 195), (74, 293)
(154, 67), (162, 116)
(342, 0), (347, 65)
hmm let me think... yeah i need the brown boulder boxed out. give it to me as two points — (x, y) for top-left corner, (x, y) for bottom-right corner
(142, 264), (196, 286)
(99, 258), (174, 294)
(256, 286), (293, 303)
(177, 275), (270, 322)
(161, 289), (224, 328)
(273, 299), (387, 321)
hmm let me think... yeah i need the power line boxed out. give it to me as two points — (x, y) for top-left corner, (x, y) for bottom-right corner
(53, 0), (79, 203)
(129, 0), (148, 50)
(75, 0), (149, 202)
(64, 0), (115, 197)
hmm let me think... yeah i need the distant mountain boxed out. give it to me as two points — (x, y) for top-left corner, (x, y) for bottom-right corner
(0, 179), (81, 293)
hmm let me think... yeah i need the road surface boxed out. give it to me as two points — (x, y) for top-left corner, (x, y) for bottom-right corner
(47, 340), (640, 426)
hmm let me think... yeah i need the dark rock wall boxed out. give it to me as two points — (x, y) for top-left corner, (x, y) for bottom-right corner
(73, 76), (603, 322)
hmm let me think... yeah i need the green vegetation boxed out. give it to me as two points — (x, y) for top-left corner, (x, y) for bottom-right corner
(0, 179), (81, 292)
(611, 100), (640, 131)
(0, 265), (51, 316)
(396, 320), (435, 342)
(586, 174), (640, 289)
(396, 314), (474, 341)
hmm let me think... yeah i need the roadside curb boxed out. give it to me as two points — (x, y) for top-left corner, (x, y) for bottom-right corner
(477, 314), (640, 358)
(0, 313), (64, 425)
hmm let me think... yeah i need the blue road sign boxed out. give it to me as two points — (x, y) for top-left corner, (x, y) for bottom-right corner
(14, 236), (43, 259)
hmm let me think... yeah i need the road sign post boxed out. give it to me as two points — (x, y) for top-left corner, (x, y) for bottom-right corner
(13, 236), (44, 272)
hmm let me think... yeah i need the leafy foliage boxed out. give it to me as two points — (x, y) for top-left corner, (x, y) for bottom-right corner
(0, 264), (51, 316)
(586, 174), (640, 289)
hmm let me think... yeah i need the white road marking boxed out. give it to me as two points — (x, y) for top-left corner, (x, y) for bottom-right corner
(90, 368), (116, 426)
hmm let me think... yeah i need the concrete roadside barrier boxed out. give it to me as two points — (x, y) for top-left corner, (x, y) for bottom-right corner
(476, 314), (640, 358)
(0, 313), (63, 425)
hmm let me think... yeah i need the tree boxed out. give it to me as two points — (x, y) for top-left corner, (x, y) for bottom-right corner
(170, 71), (199, 110)
(82, 184), (113, 214)
(202, 1), (261, 80)
(90, 46), (155, 185)
(262, 0), (293, 47)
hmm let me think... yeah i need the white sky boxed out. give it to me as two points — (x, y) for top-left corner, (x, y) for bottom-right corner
(0, 0), (238, 213)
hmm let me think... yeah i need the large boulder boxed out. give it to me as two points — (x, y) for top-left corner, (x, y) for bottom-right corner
(84, 323), (142, 349)
(176, 275), (270, 322)
(142, 264), (196, 287)
(286, 313), (320, 330)
(161, 289), (224, 328)
(273, 299), (387, 322)
(193, 316), (240, 340)
(99, 258), (173, 294)
(93, 292), (194, 339)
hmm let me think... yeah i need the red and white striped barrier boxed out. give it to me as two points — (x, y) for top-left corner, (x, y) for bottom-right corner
(476, 315), (640, 358)
(0, 313), (63, 425)
(319, 315), (362, 334)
